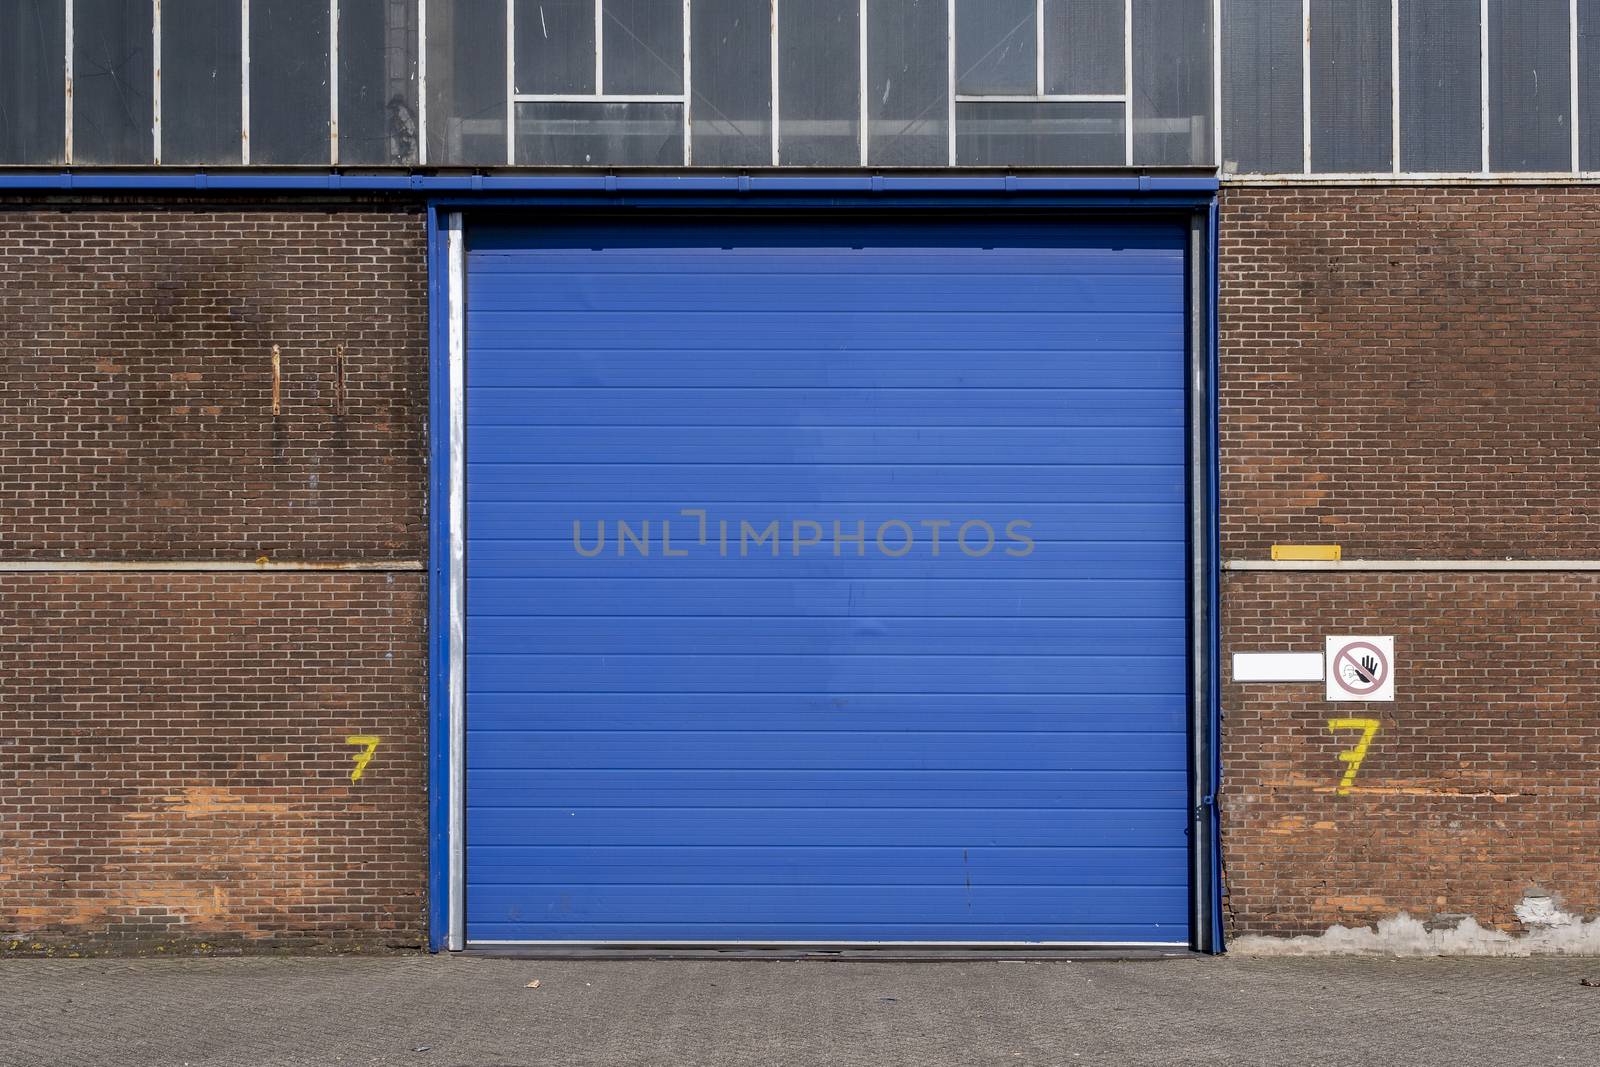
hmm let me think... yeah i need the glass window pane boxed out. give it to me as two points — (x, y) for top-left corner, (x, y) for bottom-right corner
(1131, 0), (1213, 165)
(778, 0), (858, 165)
(1222, 0), (1303, 174)
(515, 0), (594, 95)
(338, 0), (420, 166)
(1309, 0), (1391, 173)
(425, 0), (507, 165)
(956, 100), (1123, 164)
(73, 0), (154, 164)
(604, 0), (683, 95)
(1399, 0), (1481, 172)
(162, 0), (243, 164)
(1045, 0), (1124, 96)
(515, 99), (682, 163)
(868, 0), (949, 166)
(251, 0), (330, 165)
(1581, 0), (1600, 170)
(0, 0), (65, 164)
(689, 0), (770, 166)
(1489, 0), (1571, 171)
(956, 0), (1035, 96)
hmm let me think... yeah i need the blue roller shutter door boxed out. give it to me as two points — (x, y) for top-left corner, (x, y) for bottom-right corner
(464, 217), (1191, 944)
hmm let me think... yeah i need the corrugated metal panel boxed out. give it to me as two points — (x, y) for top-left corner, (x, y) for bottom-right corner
(1309, 0), (1393, 173)
(777, 0), (860, 166)
(1221, 0), (1304, 174)
(1488, 0), (1572, 171)
(1399, 0), (1482, 172)
(1582, 0), (1600, 171)
(462, 218), (1191, 945)
(1132, 0), (1215, 166)
(0, 0), (65, 165)
(1046, 0), (1126, 96)
(867, 0), (950, 166)
(690, 0), (772, 166)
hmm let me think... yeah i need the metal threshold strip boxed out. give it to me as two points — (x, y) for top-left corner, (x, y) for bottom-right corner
(464, 941), (1197, 962)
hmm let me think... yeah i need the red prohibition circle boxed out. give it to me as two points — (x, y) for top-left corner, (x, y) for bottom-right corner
(1333, 641), (1389, 695)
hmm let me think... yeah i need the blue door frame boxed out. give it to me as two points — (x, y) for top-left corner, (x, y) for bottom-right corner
(424, 179), (1223, 954)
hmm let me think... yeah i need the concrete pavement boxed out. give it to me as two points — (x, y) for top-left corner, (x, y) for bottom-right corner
(4, 954), (1599, 1066)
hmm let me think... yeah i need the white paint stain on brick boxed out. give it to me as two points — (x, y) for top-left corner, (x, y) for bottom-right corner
(1233, 898), (1600, 957)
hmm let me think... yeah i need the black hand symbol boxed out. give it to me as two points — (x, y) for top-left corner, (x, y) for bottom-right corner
(1356, 655), (1379, 683)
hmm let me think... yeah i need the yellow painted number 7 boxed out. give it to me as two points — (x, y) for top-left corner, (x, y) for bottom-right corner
(1326, 719), (1381, 796)
(346, 735), (381, 782)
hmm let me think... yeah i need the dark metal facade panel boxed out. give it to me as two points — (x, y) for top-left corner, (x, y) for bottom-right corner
(1489, 0), (1573, 171)
(1582, 0), (1600, 171)
(689, 0), (772, 166)
(603, 0), (685, 95)
(337, 0), (420, 165)
(1222, 0), (1304, 174)
(0, 0), (64, 165)
(425, 0), (507, 165)
(251, 0), (332, 165)
(161, 0), (243, 165)
(72, 0), (154, 165)
(1046, 0), (1125, 96)
(1310, 0), (1392, 174)
(955, 0), (1037, 95)
(867, 0), (950, 166)
(778, 0), (861, 166)
(1400, 0), (1482, 173)
(1132, 0), (1214, 167)
(513, 0), (594, 95)
(957, 100), (1125, 165)
(514, 100), (684, 165)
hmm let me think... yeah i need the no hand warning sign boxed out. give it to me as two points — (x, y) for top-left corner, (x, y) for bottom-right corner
(1325, 636), (1395, 701)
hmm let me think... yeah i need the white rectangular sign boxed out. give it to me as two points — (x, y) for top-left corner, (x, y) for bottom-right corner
(1232, 652), (1325, 682)
(1325, 636), (1395, 701)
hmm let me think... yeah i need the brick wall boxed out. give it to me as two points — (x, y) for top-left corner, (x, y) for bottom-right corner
(1219, 186), (1600, 939)
(0, 573), (427, 951)
(0, 208), (426, 560)
(0, 206), (429, 953)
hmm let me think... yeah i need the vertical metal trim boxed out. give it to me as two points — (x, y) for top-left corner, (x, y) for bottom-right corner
(330, 0), (340, 164)
(153, 0), (162, 164)
(1187, 207), (1219, 955)
(1205, 196), (1224, 954)
(859, 0), (869, 165)
(419, 0), (429, 165)
(596, 0), (605, 93)
(1391, 0), (1400, 172)
(1480, 0), (1490, 172)
(241, 0), (251, 164)
(683, 0), (692, 164)
(425, 203), (449, 952)
(771, 0), (781, 166)
(1302, 0), (1311, 173)
(1572, 0), (1581, 172)
(506, 0), (516, 165)
(64, 0), (74, 164)
(1212, 0), (1222, 167)
(947, 0), (957, 165)
(1124, 0), (1133, 165)
(1036, 0), (1045, 96)
(446, 211), (467, 952)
